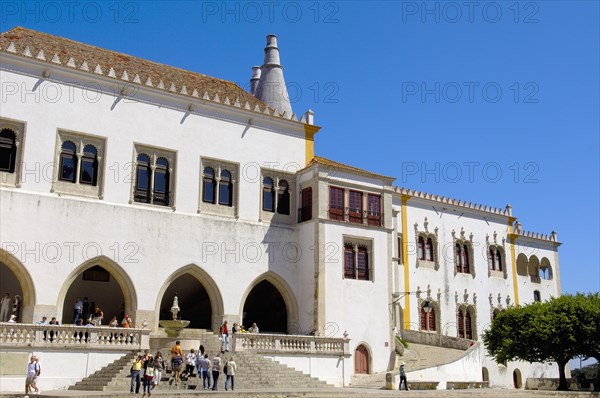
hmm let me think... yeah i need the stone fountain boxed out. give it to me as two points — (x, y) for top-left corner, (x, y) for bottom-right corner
(159, 294), (190, 337)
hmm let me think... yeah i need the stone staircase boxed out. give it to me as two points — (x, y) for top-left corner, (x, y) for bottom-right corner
(350, 342), (468, 388)
(68, 329), (330, 392)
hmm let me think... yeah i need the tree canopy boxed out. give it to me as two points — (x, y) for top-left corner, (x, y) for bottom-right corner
(483, 293), (600, 391)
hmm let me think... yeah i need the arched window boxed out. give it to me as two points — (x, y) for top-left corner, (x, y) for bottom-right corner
(495, 250), (503, 272)
(456, 243), (463, 273)
(420, 303), (436, 331)
(263, 177), (275, 212)
(59, 141), (78, 182)
(458, 308), (474, 339)
(203, 167), (216, 204)
(0, 128), (17, 173)
(153, 157), (170, 206)
(425, 238), (434, 261)
(134, 154), (151, 203)
(462, 244), (470, 273)
(456, 243), (471, 273)
(80, 145), (98, 185)
(489, 248), (496, 271)
(277, 179), (290, 215)
(219, 169), (233, 206)
(417, 236), (425, 260)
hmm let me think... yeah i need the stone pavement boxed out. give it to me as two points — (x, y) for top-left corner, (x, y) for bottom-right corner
(4, 387), (596, 398)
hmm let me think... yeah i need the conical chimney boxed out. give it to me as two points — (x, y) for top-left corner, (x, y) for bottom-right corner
(249, 66), (262, 96)
(254, 35), (293, 118)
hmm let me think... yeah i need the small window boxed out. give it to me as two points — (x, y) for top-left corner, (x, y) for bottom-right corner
(276, 179), (290, 215)
(80, 145), (98, 185)
(343, 242), (371, 281)
(456, 243), (471, 274)
(357, 247), (369, 280)
(133, 150), (174, 207)
(349, 190), (363, 223)
(418, 236), (425, 261)
(203, 167), (216, 204)
(329, 187), (344, 221)
(367, 194), (381, 226)
(0, 128), (17, 173)
(219, 169), (233, 206)
(263, 177), (275, 212)
(533, 290), (541, 302)
(153, 157), (170, 206)
(299, 187), (312, 222)
(59, 141), (78, 182)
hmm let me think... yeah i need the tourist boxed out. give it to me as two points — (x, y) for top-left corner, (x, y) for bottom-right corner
(152, 352), (165, 388)
(25, 355), (40, 395)
(130, 354), (143, 394)
(170, 340), (183, 386)
(73, 297), (83, 324)
(48, 317), (59, 342)
(8, 314), (16, 323)
(0, 293), (11, 322)
(232, 322), (240, 334)
(92, 304), (103, 325)
(122, 314), (133, 328)
(224, 356), (237, 391)
(221, 320), (229, 352)
(37, 316), (48, 325)
(12, 294), (22, 322)
(142, 354), (154, 396)
(184, 348), (196, 378)
(239, 324), (247, 333)
(109, 316), (119, 327)
(198, 353), (211, 390)
(399, 362), (408, 390)
(211, 353), (221, 390)
(249, 322), (259, 333)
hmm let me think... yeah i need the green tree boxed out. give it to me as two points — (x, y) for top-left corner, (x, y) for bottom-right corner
(483, 294), (600, 391)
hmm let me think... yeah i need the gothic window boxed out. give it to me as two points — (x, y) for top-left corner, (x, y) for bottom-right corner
(133, 147), (175, 207)
(59, 141), (78, 182)
(418, 236), (425, 260)
(80, 145), (98, 185)
(219, 169), (233, 206)
(426, 238), (434, 261)
(134, 154), (151, 203)
(203, 167), (216, 204)
(276, 179), (290, 215)
(458, 307), (475, 340)
(455, 242), (472, 274)
(262, 177), (275, 212)
(420, 303), (436, 332)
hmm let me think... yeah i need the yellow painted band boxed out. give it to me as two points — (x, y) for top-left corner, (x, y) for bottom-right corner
(304, 125), (319, 165)
(401, 195), (411, 327)
(508, 217), (519, 306)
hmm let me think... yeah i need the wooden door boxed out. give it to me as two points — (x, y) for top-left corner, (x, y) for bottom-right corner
(355, 345), (369, 374)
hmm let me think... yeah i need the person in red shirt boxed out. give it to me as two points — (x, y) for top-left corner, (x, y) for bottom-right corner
(221, 321), (229, 352)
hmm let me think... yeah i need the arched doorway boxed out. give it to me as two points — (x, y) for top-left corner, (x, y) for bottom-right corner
(355, 344), (370, 374)
(0, 250), (36, 323)
(513, 369), (522, 389)
(0, 261), (24, 321)
(482, 367), (489, 382)
(159, 274), (212, 329)
(242, 280), (287, 333)
(57, 256), (137, 325)
(61, 265), (126, 324)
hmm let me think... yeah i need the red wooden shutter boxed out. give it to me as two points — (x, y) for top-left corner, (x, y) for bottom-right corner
(344, 245), (355, 278)
(357, 247), (369, 280)
(367, 194), (381, 226)
(349, 190), (363, 223)
(329, 187), (344, 221)
(465, 312), (472, 339)
(458, 311), (465, 338)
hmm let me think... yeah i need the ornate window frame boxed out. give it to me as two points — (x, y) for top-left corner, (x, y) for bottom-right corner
(486, 232), (508, 279)
(51, 130), (106, 199)
(452, 228), (475, 277)
(414, 217), (439, 270)
(417, 287), (441, 333)
(0, 118), (26, 188)
(342, 237), (373, 282)
(130, 144), (176, 210)
(199, 157), (238, 218)
(260, 170), (294, 225)
(457, 304), (477, 340)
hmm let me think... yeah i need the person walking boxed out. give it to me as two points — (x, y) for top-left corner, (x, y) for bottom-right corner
(169, 341), (183, 386)
(198, 353), (211, 390)
(0, 293), (11, 322)
(152, 352), (165, 389)
(211, 353), (221, 390)
(221, 320), (229, 352)
(142, 355), (154, 396)
(25, 355), (41, 395)
(184, 348), (196, 378)
(130, 354), (144, 394)
(399, 362), (409, 390)
(225, 356), (237, 391)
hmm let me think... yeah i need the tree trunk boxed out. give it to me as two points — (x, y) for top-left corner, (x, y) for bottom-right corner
(557, 361), (568, 391)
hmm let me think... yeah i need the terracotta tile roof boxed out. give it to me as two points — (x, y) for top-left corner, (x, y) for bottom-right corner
(0, 27), (300, 121)
(307, 156), (396, 181)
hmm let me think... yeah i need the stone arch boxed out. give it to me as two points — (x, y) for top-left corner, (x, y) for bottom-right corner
(240, 271), (299, 334)
(540, 257), (553, 280)
(56, 256), (137, 324)
(513, 368), (523, 389)
(354, 342), (372, 374)
(516, 253), (528, 276)
(528, 255), (540, 278)
(0, 249), (36, 322)
(155, 264), (224, 331)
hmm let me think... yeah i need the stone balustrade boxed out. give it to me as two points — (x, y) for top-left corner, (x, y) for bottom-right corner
(0, 322), (150, 350)
(233, 333), (350, 356)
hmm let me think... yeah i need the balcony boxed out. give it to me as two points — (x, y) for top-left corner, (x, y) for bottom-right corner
(328, 206), (383, 227)
(134, 189), (172, 207)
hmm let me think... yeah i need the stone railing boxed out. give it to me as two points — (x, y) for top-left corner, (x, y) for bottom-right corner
(233, 333), (350, 357)
(401, 329), (474, 351)
(0, 323), (150, 350)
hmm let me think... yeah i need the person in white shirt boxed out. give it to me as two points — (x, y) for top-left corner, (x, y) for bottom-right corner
(211, 354), (221, 390)
(25, 355), (41, 395)
(225, 357), (237, 391)
(249, 323), (259, 333)
(184, 348), (197, 378)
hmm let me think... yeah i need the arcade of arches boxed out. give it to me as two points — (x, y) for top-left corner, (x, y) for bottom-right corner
(159, 274), (212, 329)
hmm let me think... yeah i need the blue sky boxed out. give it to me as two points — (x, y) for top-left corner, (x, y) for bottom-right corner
(1, 1), (598, 299)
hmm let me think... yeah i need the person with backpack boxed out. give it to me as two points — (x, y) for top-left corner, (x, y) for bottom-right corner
(25, 355), (41, 395)
(170, 341), (184, 386)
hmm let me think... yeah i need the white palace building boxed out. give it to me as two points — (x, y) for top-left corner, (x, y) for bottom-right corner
(0, 27), (562, 391)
